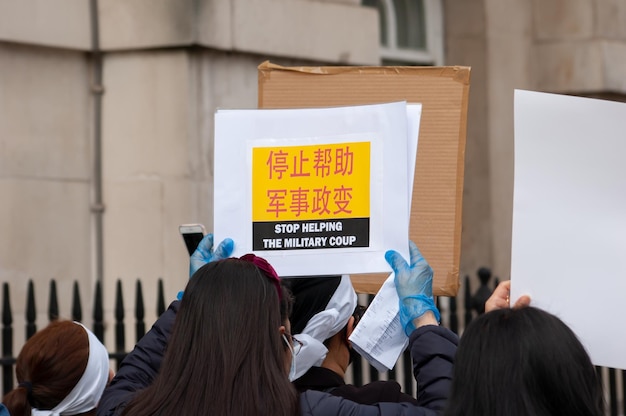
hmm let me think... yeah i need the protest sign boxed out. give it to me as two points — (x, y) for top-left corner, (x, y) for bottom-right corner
(214, 102), (420, 276)
(511, 90), (626, 370)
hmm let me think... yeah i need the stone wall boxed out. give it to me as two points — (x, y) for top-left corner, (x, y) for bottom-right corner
(0, 0), (378, 352)
(446, 0), (626, 288)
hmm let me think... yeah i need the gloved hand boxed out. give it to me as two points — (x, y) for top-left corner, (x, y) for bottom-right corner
(189, 234), (234, 277)
(385, 241), (440, 336)
(178, 234), (234, 300)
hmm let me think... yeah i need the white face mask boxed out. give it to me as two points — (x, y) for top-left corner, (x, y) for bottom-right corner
(282, 334), (297, 381)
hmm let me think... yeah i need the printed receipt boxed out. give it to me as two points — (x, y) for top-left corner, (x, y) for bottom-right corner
(348, 273), (408, 372)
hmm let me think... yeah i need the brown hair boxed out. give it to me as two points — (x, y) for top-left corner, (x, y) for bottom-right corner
(2, 320), (90, 416)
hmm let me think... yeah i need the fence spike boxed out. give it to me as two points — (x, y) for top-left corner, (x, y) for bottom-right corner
(135, 280), (145, 341)
(2, 283), (15, 395)
(463, 275), (472, 328)
(157, 278), (165, 316)
(595, 366), (607, 415)
(26, 280), (36, 339)
(621, 369), (626, 416)
(48, 280), (59, 321)
(2, 282), (12, 327)
(351, 348), (363, 386)
(367, 294), (379, 382)
(115, 279), (125, 322)
(72, 281), (83, 322)
(608, 367), (617, 416)
(388, 359), (396, 381)
(93, 280), (104, 341)
(449, 296), (458, 334)
(402, 348), (413, 395)
(114, 279), (126, 367)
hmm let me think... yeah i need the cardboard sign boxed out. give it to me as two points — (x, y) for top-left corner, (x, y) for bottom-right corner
(258, 62), (470, 295)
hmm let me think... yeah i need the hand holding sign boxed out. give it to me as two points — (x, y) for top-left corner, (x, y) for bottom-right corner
(385, 241), (440, 336)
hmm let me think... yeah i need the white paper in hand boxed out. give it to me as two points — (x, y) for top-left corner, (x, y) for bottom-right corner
(348, 273), (408, 372)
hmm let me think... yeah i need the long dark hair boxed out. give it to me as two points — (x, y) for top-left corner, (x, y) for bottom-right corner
(121, 258), (299, 416)
(445, 306), (604, 416)
(2, 320), (90, 416)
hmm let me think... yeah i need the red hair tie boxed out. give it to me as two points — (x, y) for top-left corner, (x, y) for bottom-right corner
(240, 254), (282, 301)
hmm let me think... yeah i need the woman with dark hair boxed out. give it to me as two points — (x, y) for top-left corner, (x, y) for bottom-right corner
(444, 306), (604, 416)
(2, 320), (111, 416)
(97, 237), (457, 416)
(119, 258), (299, 416)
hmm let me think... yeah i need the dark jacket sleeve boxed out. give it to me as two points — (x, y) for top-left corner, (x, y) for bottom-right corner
(331, 380), (418, 405)
(300, 390), (438, 416)
(410, 325), (458, 412)
(96, 301), (179, 416)
(299, 325), (458, 416)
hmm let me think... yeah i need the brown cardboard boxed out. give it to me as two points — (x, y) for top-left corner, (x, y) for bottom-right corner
(257, 61), (470, 296)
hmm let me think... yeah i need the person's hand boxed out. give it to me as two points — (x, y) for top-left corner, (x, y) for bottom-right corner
(385, 241), (440, 336)
(189, 234), (234, 277)
(177, 234), (234, 300)
(484, 280), (531, 313)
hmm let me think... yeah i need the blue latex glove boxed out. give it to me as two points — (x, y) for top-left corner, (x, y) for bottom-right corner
(189, 234), (234, 277)
(177, 234), (234, 300)
(385, 241), (440, 336)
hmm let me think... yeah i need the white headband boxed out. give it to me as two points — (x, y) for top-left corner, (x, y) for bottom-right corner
(31, 322), (109, 416)
(293, 275), (357, 380)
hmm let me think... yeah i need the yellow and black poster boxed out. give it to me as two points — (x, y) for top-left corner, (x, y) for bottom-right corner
(252, 142), (371, 251)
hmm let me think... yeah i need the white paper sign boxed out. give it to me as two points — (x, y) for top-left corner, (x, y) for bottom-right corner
(214, 102), (420, 277)
(349, 273), (407, 371)
(511, 90), (626, 370)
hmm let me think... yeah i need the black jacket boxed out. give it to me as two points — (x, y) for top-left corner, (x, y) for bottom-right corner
(294, 366), (419, 405)
(97, 301), (457, 416)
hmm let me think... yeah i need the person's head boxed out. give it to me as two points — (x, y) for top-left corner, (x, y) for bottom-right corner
(121, 256), (298, 416)
(323, 304), (367, 370)
(285, 275), (359, 380)
(2, 320), (110, 416)
(445, 306), (604, 416)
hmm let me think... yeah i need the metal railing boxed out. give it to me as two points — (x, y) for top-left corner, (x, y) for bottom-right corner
(1, 276), (622, 415)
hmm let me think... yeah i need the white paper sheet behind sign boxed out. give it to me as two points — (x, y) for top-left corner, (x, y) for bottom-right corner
(214, 102), (418, 276)
(512, 90), (626, 370)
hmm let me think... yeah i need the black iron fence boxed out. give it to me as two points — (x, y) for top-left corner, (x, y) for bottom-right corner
(1, 276), (623, 415)
(1, 278), (167, 395)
